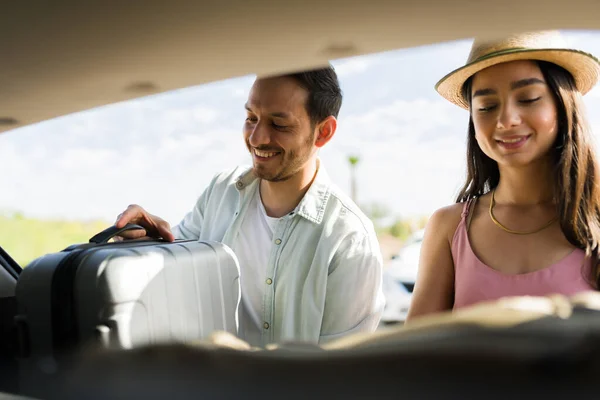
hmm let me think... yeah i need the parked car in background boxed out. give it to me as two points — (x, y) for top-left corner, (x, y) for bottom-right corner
(387, 229), (424, 293)
(380, 271), (412, 324)
(380, 229), (424, 324)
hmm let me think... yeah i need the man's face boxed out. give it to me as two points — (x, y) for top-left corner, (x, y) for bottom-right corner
(243, 76), (317, 182)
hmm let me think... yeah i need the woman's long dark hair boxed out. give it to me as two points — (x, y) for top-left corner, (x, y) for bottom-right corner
(456, 61), (600, 288)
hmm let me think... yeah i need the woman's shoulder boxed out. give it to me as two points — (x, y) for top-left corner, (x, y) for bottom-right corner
(430, 202), (465, 224)
(426, 202), (467, 243)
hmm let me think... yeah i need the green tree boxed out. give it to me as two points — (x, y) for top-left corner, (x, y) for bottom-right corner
(388, 219), (413, 240)
(348, 155), (360, 203)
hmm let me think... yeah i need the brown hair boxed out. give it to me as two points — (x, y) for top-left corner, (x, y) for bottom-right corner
(284, 65), (343, 126)
(456, 61), (600, 289)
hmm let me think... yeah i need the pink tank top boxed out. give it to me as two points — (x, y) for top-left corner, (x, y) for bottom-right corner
(452, 198), (595, 310)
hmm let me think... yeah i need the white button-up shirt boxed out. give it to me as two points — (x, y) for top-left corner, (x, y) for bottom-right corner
(172, 163), (385, 346)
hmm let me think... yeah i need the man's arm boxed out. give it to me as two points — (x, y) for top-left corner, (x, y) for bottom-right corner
(318, 232), (385, 344)
(170, 195), (206, 240)
(170, 173), (226, 240)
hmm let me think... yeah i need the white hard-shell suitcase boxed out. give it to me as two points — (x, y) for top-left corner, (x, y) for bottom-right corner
(14, 224), (241, 397)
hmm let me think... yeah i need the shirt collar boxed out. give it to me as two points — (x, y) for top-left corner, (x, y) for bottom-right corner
(233, 159), (332, 224)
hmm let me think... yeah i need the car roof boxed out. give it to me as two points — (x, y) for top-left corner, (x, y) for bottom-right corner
(2, 0), (600, 134)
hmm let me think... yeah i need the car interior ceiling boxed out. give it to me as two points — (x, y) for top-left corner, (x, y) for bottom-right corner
(2, 0), (600, 135)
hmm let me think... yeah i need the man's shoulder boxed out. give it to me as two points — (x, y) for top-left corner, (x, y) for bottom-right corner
(324, 183), (375, 237)
(320, 184), (382, 264)
(197, 165), (253, 207)
(213, 165), (252, 183)
(209, 165), (253, 189)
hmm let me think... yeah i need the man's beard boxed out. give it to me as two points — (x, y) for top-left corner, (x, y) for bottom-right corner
(247, 131), (315, 182)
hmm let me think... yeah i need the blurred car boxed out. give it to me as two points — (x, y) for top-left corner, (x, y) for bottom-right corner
(380, 271), (412, 324)
(387, 229), (424, 293)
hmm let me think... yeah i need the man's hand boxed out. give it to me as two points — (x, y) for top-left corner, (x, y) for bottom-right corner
(114, 204), (175, 242)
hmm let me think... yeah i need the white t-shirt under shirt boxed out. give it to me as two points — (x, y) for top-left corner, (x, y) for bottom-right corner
(232, 188), (280, 346)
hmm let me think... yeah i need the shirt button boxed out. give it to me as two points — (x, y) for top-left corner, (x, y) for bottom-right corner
(263, 322), (270, 329)
(266, 278), (273, 285)
(274, 239), (282, 245)
(236, 181), (244, 189)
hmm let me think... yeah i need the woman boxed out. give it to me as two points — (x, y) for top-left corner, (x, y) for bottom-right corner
(406, 31), (600, 321)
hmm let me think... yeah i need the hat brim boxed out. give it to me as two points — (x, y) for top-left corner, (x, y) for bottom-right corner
(435, 48), (600, 109)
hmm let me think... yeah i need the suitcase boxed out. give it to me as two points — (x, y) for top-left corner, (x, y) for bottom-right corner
(13, 224), (241, 397)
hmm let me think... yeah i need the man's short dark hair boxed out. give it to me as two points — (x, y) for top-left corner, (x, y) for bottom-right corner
(284, 65), (343, 125)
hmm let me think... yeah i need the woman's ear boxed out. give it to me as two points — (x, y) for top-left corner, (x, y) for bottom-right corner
(315, 116), (337, 148)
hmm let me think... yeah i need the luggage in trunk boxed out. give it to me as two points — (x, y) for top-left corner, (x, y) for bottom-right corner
(13, 224), (241, 398)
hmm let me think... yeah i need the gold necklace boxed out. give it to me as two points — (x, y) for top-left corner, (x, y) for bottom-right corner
(489, 189), (558, 235)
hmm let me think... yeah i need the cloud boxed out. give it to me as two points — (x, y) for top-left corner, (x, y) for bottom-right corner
(233, 87), (249, 99)
(333, 56), (378, 78)
(337, 98), (465, 151)
(57, 148), (117, 169)
(588, 86), (600, 99)
(562, 30), (600, 50)
(323, 96), (468, 217)
(159, 106), (220, 130)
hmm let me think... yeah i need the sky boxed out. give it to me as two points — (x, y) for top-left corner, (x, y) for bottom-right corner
(1, 30), (600, 226)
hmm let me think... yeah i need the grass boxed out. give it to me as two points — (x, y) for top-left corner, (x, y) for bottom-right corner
(0, 212), (418, 268)
(0, 213), (111, 267)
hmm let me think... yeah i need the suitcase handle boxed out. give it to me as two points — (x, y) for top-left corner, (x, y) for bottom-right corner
(89, 224), (146, 244)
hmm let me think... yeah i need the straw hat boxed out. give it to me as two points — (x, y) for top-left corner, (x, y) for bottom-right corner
(435, 30), (600, 109)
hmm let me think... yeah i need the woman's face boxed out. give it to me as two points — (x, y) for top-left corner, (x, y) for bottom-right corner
(470, 60), (558, 168)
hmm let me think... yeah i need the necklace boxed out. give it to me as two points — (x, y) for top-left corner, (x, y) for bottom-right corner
(489, 189), (558, 235)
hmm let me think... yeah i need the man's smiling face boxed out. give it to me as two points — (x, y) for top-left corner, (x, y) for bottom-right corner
(243, 76), (317, 182)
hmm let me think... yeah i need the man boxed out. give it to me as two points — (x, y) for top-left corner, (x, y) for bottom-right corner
(115, 66), (385, 347)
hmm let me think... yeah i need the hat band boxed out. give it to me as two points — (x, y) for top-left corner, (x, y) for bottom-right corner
(471, 47), (532, 64)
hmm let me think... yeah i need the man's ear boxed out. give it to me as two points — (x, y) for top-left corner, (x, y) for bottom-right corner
(314, 116), (337, 148)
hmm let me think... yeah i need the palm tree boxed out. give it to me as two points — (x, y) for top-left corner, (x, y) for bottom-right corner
(348, 155), (360, 203)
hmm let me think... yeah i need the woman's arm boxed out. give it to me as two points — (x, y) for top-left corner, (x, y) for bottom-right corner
(405, 204), (462, 322)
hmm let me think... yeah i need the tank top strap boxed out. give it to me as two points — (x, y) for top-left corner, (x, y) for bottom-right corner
(460, 198), (476, 219)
